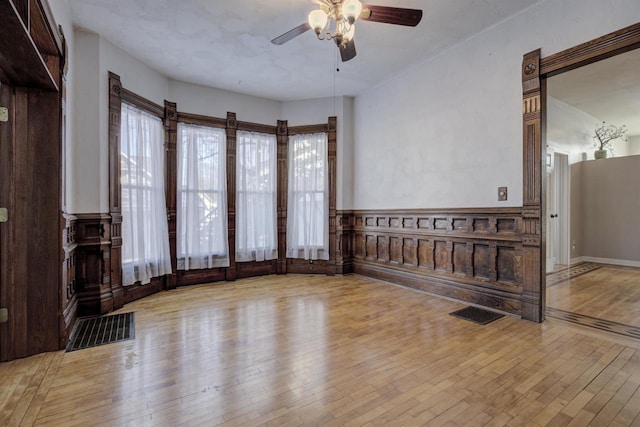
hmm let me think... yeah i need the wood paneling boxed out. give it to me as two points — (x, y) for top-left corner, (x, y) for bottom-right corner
(351, 208), (524, 315)
(73, 214), (112, 316)
(60, 214), (77, 348)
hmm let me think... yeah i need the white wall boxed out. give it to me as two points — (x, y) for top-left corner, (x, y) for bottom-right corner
(68, 30), (355, 213)
(547, 97), (600, 164)
(72, 30), (170, 213)
(169, 80), (281, 125)
(352, 0), (640, 209)
(281, 96), (355, 209)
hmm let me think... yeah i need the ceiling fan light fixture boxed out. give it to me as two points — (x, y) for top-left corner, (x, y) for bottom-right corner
(308, 9), (328, 34)
(342, 0), (363, 24)
(343, 22), (356, 44)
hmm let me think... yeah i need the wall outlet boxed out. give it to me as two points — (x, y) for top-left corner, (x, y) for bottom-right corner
(0, 308), (7, 323)
(0, 107), (8, 123)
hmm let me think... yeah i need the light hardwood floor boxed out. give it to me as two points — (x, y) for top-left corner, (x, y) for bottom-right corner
(547, 265), (640, 328)
(2, 274), (640, 426)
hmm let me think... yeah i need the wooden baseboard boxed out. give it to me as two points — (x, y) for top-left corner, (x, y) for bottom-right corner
(354, 262), (521, 315)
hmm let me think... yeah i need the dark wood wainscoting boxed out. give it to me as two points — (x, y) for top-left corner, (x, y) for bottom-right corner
(348, 208), (524, 316)
(61, 214), (78, 348)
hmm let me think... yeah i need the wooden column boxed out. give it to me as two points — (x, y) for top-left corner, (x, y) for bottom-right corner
(521, 49), (544, 322)
(226, 112), (238, 281)
(327, 117), (337, 276)
(276, 120), (288, 274)
(164, 101), (178, 289)
(108, 72), (124, 310)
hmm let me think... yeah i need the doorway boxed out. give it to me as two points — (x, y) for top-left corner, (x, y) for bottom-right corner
(546, 150), (569, 273)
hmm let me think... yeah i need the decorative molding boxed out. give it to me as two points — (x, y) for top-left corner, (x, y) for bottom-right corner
(177, 112), (227, 128)
(540, 22), (640, 77)
(165, 100), (178, 290)
(521, 24), (640, 323)
(237, 121), (277, 134)
(521, 48), (544, 323)
(121, 88), (163, 117)
(289, 123), (329, 135)
(277, 120), (289, 274)
(349, 208), (524, 316)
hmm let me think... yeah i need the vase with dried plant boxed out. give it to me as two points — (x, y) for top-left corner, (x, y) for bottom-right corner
(593, 121), (627, 159)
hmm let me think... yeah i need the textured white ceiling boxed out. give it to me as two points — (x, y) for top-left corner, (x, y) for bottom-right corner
(548, 48), (640, 137)
(68, 0), (543, 101)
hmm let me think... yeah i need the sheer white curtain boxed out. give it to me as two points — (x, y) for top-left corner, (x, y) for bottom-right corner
(286, 132), (329, 260)
(177, 123), (229, 270)
(236, 131), (278, 262)
(120, 103), (172, 286)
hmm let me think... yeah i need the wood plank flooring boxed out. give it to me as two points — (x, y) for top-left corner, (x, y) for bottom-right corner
(547, 265), (640, 328)
(2, 274), (640, 426)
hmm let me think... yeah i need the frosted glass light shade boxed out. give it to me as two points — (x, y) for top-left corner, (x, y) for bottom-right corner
(308, 9), (328, 33)
(342, 0), (363, 23)
(343, 23), (355, 42)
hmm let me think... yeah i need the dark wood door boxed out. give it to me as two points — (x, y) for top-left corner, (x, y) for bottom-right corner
(0, 81), (14, 361)
(0, 81), (62, 361)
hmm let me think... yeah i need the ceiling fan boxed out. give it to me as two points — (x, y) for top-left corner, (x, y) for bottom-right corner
(271, 0), (423, 62)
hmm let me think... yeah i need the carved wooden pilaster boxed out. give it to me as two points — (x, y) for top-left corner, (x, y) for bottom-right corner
(226, 112), (238, 281)
(164, 101), (178, 289)
(108, 72), (124, 310)
(335, 211), (354, 274)
(328, 117), (337, 276)
(74, 214), (113, 316)
(521, 49), (544, 322)
(276, 120), (288, 274)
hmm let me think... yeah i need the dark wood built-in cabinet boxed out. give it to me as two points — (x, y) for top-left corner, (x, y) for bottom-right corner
(0, 0), (67, 361)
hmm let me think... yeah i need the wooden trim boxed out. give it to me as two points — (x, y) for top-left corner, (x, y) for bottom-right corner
(0, 0), (58, 90)
(540, 22), (640, 77)
(288, 124), (329, 135)
(327, 117), (337, 275)
(73, 214), (113, 316)
(164, 101), (178, 290)
(61, 213), (78, 348)
(237, 121), (277, 134)
(349, 208), (524, 315)
(521, 49), (544, 323)
(276, 120), (288, 274)
(177, 112), (227, 128)
(521, 23), (640, 323)
(351, 207), (523, 216)
(225, 112), (238, 281)
(121, 88), (164, 117)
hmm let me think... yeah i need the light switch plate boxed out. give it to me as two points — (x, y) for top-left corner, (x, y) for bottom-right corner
(0, 308), (7, 323)
(498, 187), (508, 201)
(0, 207), (7, 223)
(0, 107), (8, 123)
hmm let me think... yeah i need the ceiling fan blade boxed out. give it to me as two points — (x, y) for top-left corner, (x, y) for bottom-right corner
(360, 5), (423, 27)
(271, 23), (312, 45)
(340, 39), (357, 62)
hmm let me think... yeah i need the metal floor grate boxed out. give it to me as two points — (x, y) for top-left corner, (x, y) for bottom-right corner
(450, 306), (504, 325)
(67, 312), (135, 352)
